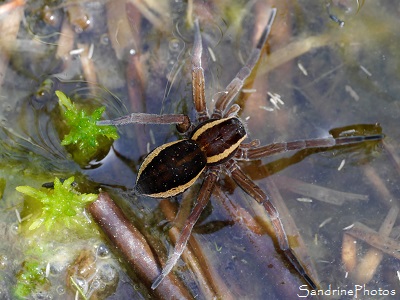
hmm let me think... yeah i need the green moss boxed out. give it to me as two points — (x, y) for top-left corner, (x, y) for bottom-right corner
(14, 260), (48, 298)
(14, 177), (99, 298)
(16, 177), (97, 233)
(0, 177), (5, 199)
(56, 90), (119, 165)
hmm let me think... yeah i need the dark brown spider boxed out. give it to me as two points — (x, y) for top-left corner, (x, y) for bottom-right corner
(99, 8), (382, 290)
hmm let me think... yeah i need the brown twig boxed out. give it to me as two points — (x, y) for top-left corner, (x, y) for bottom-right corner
(351, 205), (399, 284)
(124, 2), (150, 155)
(342, 233), (357, 273)
(107, 0), (138, 60)
(383, 139), (400, 176)
(126, 0), (169, 33)
(364, 165), (396, 207)
(0, 0), (25, 16)
(88, 192), (192, 299)
(0, 2), (23, 89)
(345, 212), (400, 283)
(77, 42), (98, 94)
(159, 199), (234, 300)
(345, 218), (400, 259)
(55, 18), (75, 61)
(274, 175), (369, 205)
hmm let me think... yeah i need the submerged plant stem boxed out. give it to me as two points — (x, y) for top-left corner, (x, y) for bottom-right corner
(88, 192), (192, 299)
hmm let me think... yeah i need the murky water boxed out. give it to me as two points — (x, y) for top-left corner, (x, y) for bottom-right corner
(0, 0), (399, 299)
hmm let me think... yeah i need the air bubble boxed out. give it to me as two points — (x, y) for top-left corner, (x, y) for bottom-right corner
(169, 39), (181, 52)
(49, 261), (65, 275)
(91, 279), (100, 289)
(32, 290), (51, 300)
(100, 34), (109, 45)
(96, 243), (110, 258)
(56, 285), (65, 295)
(99, 264), (117, 283)
(73, 276), (88, 292)
(3, 104), (12, 112)
(0, 255), (7, 269)
(9, 223), (19, 236)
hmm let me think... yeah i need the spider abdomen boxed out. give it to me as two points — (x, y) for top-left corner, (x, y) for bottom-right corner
(135, 139), (206, 198)
(191, 117), (247, 165)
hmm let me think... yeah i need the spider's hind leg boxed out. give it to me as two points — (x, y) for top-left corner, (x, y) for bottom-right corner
(226, 160), (317, 289)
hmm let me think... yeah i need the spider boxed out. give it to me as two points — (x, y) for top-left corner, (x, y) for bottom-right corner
(99, 8), (383, 290)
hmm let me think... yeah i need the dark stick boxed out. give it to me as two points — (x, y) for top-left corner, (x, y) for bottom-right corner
(88, 192), (192, 299)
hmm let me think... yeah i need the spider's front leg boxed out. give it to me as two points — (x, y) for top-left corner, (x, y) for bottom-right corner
(97, 112), (191, 133)
(211, 8), (277, 118)
(226, 160), (317, 289)
(235, 133), (384, 160)
(151, 168), (219, 290)
(191, 19), (208, 122)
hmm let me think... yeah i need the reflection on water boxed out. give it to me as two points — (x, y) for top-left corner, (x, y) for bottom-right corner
(0, 0), (399, 299)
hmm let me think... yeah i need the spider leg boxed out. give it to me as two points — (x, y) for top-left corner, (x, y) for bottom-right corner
(212, 8), (277, 118)
(151, 168), (219, 290)
(97, 112), (191, 131)
(192, 19), (209, 122)
(235, 134), (384, 160)
(226, 161), (317, 289)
